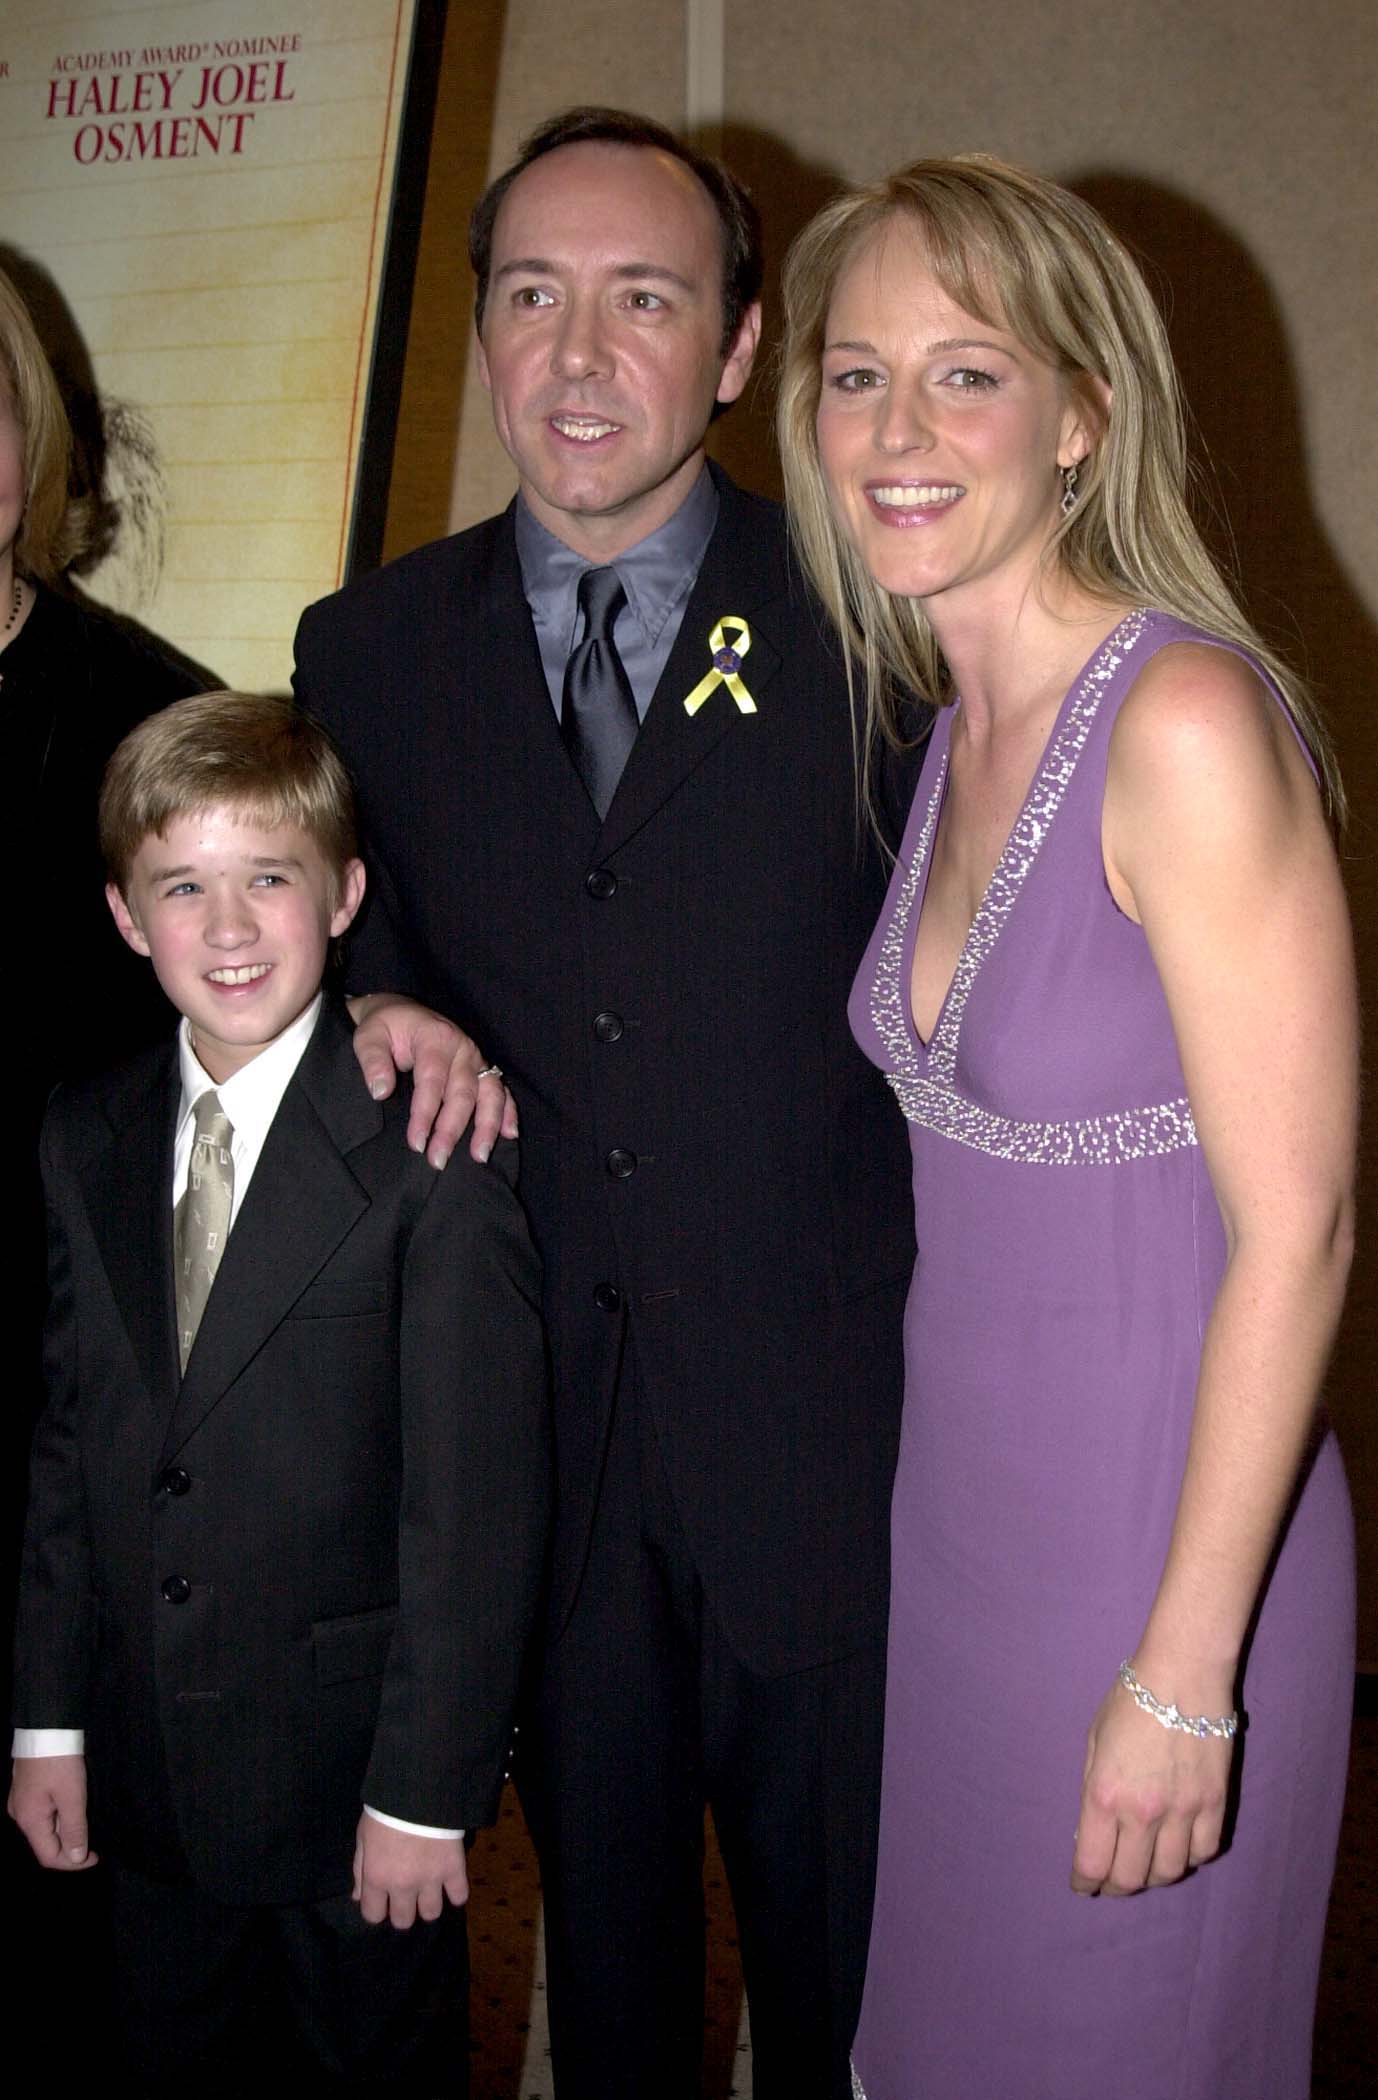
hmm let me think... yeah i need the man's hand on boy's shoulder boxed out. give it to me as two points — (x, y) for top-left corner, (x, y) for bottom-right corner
(8, 1755), (98, 1870)
(346, 993), (517, 1170)
(352, 1813), (469, 1929)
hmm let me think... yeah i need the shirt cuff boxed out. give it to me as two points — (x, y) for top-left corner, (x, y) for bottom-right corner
(13, 1729), (84, 1758)
(363, 1804), (464, 1841)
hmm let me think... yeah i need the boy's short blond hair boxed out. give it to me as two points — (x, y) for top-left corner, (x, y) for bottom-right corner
(101, 691), (359, 897)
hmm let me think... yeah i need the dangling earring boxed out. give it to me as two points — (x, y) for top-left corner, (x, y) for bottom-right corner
(1060, 462), (1080, 517)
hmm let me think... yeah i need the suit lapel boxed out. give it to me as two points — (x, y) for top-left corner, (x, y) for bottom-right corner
(597, 471), (784, 857)
(85, 1048), (180, 1417)
(159, 1002), (381, 1465)
(463, 478), (789, 859)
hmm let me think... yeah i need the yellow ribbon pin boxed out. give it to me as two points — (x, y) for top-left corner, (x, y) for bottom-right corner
(683, 617), (756, 716)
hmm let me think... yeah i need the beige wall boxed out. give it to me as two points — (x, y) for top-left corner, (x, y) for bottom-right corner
(384, 0), (1378, 1660)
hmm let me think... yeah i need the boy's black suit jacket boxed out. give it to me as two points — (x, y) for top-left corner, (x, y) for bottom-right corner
(15, 996), (549, 1907)
(294, 470), (918, 1678)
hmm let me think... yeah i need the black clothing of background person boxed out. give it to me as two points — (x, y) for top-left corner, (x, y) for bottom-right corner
(14, 583), (210, 1101)
(4, 581), (209, 2056)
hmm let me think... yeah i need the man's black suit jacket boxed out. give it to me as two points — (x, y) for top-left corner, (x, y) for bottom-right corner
(14, 997), (549, 1906)
(294, 472), (916, 1678)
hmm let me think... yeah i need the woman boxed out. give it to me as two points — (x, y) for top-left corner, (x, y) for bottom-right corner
(2, 265), (209, 1936)
(778, 159), (1356, 2097)
(0, 263), (208, 1082)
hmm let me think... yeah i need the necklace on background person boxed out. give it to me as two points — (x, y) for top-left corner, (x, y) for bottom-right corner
(0, 576), (26, 698)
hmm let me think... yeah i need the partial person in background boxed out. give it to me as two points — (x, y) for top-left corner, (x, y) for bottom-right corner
(778, 155), (1356, 2099)
(1, 258), (211, 2043)
(0, 263), (211, 1095)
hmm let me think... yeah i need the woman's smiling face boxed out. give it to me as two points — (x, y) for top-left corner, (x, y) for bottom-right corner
(815, 218), (1094, 612)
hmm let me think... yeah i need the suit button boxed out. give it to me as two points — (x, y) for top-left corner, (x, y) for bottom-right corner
(594, 1283), (622, 1312)
(159, 1467), (192, 1497)
(592, 1011), (624, 1043)
(585, 867), (617, 900)
(161, 1575), (192, 1605)
(605, 1148), (637, 1179)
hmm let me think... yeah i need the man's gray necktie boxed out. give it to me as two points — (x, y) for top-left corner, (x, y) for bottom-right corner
(560, 566), (640, 819)
(174, 1091), (234, 1372)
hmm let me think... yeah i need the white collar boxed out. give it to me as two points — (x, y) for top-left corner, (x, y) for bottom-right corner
(176, 992), (323, 1146)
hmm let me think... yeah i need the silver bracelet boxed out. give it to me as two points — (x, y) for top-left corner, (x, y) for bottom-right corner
(1117, 1659), (1237, 1740)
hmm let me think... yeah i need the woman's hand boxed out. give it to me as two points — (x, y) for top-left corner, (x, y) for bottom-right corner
(347, 994), (517, 1167)
(1071, 1670), (1233, 1896)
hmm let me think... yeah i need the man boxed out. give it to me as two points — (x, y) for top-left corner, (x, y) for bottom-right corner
(294, 108), (915, 2100)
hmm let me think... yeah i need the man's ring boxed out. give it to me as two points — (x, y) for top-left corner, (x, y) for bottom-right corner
(476, 1064), (503, 1081)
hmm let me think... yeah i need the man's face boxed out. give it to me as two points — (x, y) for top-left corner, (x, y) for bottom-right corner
(477, 142), (759, 560)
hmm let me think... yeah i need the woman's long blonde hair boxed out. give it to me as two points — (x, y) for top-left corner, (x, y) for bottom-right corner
(0, 265), (93, 583)
(777, 155), (1342, 824)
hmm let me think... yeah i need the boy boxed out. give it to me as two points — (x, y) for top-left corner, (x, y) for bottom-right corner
(9, 693), (548, 2093)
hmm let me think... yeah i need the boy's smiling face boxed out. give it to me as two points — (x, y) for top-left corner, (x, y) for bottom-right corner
(108, 804), (364, 1083)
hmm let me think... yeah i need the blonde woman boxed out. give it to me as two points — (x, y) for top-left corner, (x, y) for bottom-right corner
(0, 264), (206, 1088)
(778, 160), (1356, 2098)
(3, 261), (212, 2044)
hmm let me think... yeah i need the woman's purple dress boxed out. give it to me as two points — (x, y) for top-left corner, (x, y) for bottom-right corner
(848, 611), (1354, 2099)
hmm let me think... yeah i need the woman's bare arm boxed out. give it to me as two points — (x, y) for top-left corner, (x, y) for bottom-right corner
(1071, 642), (1356, 1896)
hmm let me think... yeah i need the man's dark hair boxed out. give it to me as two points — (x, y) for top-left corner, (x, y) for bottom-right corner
(468, 106), (763, 355)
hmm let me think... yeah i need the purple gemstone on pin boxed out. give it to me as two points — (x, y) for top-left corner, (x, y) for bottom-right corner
(714, 648), (740, 673)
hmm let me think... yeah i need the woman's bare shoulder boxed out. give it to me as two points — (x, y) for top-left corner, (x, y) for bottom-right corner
(1109, 638), (1315, 824)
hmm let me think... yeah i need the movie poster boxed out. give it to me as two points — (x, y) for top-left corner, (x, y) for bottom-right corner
(0, 1), (440, 688)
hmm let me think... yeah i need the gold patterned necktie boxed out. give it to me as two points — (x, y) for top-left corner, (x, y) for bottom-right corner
(174, 1091), (234, 1372)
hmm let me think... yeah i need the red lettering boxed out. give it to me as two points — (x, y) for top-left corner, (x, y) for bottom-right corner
(70, 106), (257, 165)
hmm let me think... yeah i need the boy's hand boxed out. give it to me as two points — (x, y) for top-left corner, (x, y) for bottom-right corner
(346, 995), (517, 1169)
(352, 1814), (468, 1928)
(8, 1756), (98, 1870)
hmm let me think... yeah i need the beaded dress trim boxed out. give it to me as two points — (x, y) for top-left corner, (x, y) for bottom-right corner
(851, 2068), (868, 2100)
(869, 610), (1198, 1166)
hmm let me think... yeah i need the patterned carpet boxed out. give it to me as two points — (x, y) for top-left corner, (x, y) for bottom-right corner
(469, 1707), (1376, 2097)
(468, 1794), (750, 2097)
